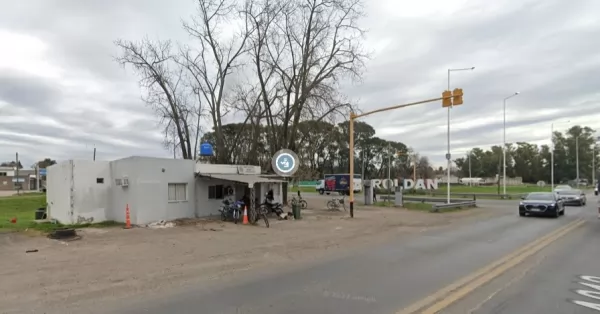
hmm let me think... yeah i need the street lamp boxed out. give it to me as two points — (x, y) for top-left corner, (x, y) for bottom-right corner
(467, 150), (472, 186)
(550, 120), (570, 191)
(576, 135), (580, 188)
(447, 67), (475, 203)
(502, 92), (519, 195)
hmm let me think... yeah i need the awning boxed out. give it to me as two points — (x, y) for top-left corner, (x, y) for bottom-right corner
(196, 173), (285, 185)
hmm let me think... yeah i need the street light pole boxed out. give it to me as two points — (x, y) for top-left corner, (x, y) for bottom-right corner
(502, 92), (519, 195)
(468, 151), (472, 186)
(550, 120), (570, 191)
(447, 67), (475, 203)
(576, 136), (579, 188)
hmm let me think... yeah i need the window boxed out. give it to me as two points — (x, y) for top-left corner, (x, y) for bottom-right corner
(96, 178), (104, 184)
(208, 185), (224, 199)
(168, 183), (187, 201)
(0, 172), (6, 176)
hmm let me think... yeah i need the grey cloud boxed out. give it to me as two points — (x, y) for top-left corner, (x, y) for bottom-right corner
(0, 71), (61, 111)
(2, 0), (600, 168)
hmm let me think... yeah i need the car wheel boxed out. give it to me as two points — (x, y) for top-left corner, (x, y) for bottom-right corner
(554, 209), (560, 218)
(519, 212), (525, 217)
(318, 189), (324, 195)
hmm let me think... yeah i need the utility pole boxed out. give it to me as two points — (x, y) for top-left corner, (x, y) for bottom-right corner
(387, 144), (392, 204)
(15, 152), (20, 195)
(576, 136), (579, 188)
(361, 149), (366, 181)
(468, 151), (472, 186)
(502, 92), (520, 195)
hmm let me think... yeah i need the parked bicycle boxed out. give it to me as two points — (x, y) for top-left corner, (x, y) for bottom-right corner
(291, 190), (308, 209)
(327, 196), (346, 211)
(250, 203), (270, 228)
(219, 199), (243, 224)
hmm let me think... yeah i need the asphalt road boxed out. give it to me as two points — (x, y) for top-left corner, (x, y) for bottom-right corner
(111, 194), (597, 314)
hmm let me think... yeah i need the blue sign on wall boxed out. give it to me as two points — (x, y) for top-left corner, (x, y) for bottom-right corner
(199, 143), (214, 156)
(39, 168), (47, 176)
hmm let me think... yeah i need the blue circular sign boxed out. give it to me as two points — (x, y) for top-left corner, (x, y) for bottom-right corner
(271, 149), (299, 177)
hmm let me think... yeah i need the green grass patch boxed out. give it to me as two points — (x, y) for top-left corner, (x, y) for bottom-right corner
(0, 194), (124, 233)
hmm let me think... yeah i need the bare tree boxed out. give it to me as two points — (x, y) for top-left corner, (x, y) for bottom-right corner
(114, 38), (202, 159)
(251, 0), (368, 154)
(179, 0), (254, 163)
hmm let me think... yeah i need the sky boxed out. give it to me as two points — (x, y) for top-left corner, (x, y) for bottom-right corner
(1, 0), (600, 168)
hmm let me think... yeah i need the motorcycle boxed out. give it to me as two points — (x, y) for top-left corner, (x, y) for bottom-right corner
(261, 192), (284, 217)
(219, 199), (244, 224)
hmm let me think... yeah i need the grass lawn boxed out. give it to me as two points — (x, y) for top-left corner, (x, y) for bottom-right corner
(0, 194), (122, 233)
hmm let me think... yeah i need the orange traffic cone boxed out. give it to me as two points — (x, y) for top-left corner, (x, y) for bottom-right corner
(242, 206), (249, 225)
(125, 204), (131, 229)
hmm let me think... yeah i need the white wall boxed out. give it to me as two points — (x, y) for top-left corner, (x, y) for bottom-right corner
(195, 163), (261, 175)
(72, 160), (111, 224)
(47, 161), (73, 223)
(108, 157), (197, 225)
(109, 157), (138, 224)
(195, 177), (237, 217)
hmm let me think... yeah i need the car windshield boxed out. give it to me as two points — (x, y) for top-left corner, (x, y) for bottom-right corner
(525, 193), (555, 201)
(555, 185), (572, 190)
(558, 190), (581, 195)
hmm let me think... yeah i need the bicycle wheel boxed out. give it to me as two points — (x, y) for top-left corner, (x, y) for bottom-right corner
(220, 209), (227, 221)
(327, 200), (336, 210)
(233, 209), (240, 224)
(261, 212), (270, 228)
(299, 200), (308, 209)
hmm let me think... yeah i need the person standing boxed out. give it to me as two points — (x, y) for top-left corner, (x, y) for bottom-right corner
(373, 188), (377, 203)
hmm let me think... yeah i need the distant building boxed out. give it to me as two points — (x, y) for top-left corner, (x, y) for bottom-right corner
(0, 166), (42, 191)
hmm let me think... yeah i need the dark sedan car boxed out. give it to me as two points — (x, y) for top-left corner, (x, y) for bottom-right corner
(556, 189), (586, 206)
(519, 192), (565, 218)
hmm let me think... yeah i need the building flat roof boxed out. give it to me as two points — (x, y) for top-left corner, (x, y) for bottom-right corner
(197, 173), (285, 185)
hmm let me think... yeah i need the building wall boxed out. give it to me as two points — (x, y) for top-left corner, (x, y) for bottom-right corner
(47, 162), (73, 224)
(195, 177), (236, 217)
(113, 157), (196, 225)
(109, 157), (138, 224)
(72, 160), (111, 224)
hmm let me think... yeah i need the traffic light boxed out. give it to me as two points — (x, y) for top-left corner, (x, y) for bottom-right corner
(452, 88), (464, 106)
(442, 90), (452, 107)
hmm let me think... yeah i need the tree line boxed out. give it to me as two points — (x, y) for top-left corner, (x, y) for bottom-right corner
(453, 125), (598, 184)
(115, 0), (368, 164)
(201, 119), (438, 180)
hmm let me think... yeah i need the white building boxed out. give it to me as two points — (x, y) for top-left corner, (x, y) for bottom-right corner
(46, 157), (285, 225)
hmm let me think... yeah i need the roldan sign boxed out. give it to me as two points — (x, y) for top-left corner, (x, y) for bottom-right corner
(371, 179), (439, 190)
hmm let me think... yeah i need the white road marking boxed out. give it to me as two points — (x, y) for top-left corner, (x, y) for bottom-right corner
(571, 275), (600, 311)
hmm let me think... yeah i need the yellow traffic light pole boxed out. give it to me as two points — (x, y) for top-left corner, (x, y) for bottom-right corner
(348, 89), (463, 217)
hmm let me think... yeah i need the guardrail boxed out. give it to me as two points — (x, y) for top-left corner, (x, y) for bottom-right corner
(431, 200), (477, 212)
(410, 192), (523, 200)
(379, 195), (467, 203)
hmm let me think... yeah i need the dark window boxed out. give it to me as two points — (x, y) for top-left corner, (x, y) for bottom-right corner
(96, 178), (104, 184)
(0, 172), (6, 176)
(215, 185), (224, 199)
(208, 185), (225, 199)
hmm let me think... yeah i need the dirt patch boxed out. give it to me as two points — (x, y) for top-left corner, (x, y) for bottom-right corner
(0, 198), (497, 313)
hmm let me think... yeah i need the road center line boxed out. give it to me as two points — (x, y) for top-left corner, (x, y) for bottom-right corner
(396, 218), (585, 314)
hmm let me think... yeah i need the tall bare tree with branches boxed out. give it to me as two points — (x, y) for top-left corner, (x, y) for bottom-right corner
(114, 38), (203, 159)
(179, 0), (254, 163)
(247, 0), (368, 155)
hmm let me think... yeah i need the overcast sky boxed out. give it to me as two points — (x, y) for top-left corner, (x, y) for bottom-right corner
(1, 0), (599, 168)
